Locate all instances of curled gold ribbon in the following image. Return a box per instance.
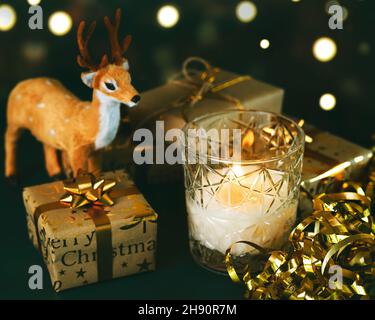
[33,171,140,284]
[226,167,375,299]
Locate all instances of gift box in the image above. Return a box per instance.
[102,57,284,184]
[23,170,157,292]
[299,121,373,216]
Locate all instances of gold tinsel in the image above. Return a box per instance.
[226,151,375,300]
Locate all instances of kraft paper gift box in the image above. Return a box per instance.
[299,122,373,216]
[23,170,157,292]
[102,57,284,184]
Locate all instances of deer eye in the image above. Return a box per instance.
[104,82,116,91]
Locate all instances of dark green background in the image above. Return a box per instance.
[0,0,374,299]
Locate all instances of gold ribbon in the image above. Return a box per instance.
[172,56,250,121]
[297,119,366,200]
[59,170,116,208]
[33,171,140,283]
[226,160,375,300]
[131,57,251,134]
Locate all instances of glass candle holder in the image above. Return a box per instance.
[182,110,305,274]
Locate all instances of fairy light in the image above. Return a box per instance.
[236,1,257,23]
[0,4,17,31]
[325,1,340,13]
[319,93,336,111]
[358,42,370,56]
[27,0,42,5]
[260,39,270,49]
[341,7,349,21]
[313,37,337,62]
[23,42,47,62]
[326,2,349,22]
[48,11,72,36]
[157,5,180,28]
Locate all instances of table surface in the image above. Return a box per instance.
[0,132,244,300]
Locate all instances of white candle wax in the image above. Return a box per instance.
[187,165,298,256]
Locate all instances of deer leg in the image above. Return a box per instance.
[62,150,73,178]
[43,145,62,177]
[5,124,22,178]
[68,146,92,176]
[88,151,103,175]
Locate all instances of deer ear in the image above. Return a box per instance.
[122,60,129,71]
[81,71,97,88]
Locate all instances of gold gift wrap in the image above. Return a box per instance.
[23,170,157,292]
[102,57,284,183]
[299,122,373,215]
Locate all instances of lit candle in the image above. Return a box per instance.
[186,165,298,256]
[183,110,304,273]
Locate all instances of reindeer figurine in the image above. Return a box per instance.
[5,9,140,183]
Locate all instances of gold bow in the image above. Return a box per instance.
[128,57,251,135]
[174,57,250,120]
[226,155,375,300]
[59,170,116,208]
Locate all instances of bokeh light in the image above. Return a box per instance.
[27,0,42,5]
[319,93,336,111]
[260,39,270,49]
[157,5,180,28]
[339,78,361,98]
[196,21,218,46]
[313,37,337,62]
[326,2,348,22]
[236,1,257,23]
[48,11,72,36]
[358,42,370,56]
[0,4,17,32]
[325,1,340,13]
[22,42,47,63]
[341,7,349,21]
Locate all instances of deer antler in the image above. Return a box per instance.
[77,20,109,71]
[77,9,131,70]
[104,8,132,65]
[77,21,97,70]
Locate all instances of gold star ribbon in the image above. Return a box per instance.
[59,169,117,209]
[226,155,375,300]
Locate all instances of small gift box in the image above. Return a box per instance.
[102,57,284,184]
[23,170,157,292]
[299,121,373,216]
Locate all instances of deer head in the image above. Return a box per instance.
[77,8,140,107]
